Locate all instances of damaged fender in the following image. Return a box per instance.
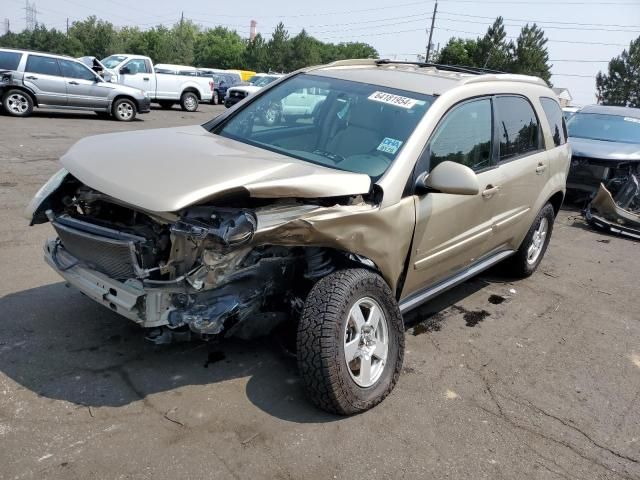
[252,197,417,294]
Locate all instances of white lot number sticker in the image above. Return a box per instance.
[377,137,403,154]
[624,117,640,124]
[368,91,418,109]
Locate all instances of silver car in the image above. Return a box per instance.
[0,48,151,121]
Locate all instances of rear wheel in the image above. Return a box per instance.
[297,269,404,415]
[112,98,136,121]
[211,91,219,105]
[180,92,199,112]
[3,89,34,117]
[503,203,555,277]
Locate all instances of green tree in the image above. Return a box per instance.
[476,17,511,70]
[68,16,118,58]
[171,19,199,65]
[243,33,268,71]
[596,36,640,107]
[194,27,245,68]
[511,24,551,83]
[437,38,480,66]
[288,29,323,70]
[268,22,290,72]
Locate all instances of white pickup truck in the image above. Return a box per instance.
[100,55,213,111]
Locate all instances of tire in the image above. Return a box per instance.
[297,269,404,415]
[2,89,34,117]
[503,203,555,277]
[211,91,219,105]
[158,101,174,109]
[180,92,199,112]
[112,98,136,122]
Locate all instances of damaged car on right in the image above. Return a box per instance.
[566,105,640,238]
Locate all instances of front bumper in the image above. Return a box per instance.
[137,96,151,113]
[44,238,172,328]
[224,96,244,108]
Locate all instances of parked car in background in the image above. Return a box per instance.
[0,48,150,121]
[224,74,282,109]
[27,59,570,414]
[226,69,256,81]
[566,105,640,199]
[562,106,580,121]
[198,70,243,105]
[100,54,213,111]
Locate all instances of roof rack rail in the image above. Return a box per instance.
[374,59,505,75]
[326,58,379,67]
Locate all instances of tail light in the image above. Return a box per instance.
[209,80,214,92]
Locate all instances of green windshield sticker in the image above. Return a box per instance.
[377,137,403,154]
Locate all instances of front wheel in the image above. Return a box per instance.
[297,269,404,415]
[503,203,555,277]
[180,92,199,112]
[112,98,136,122]
[3,89,34,117]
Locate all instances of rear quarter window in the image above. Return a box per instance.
[540,97,568,147]
[0,51,22,70]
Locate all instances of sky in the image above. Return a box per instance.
[3,0,640,105]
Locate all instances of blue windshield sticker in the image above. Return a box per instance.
[377,137,403,154]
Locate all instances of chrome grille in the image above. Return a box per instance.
[52,218,144,279]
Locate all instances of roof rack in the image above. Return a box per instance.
[375,59,505,75]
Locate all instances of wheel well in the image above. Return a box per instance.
[548,191,564,217]
[2,86,37,106]
[111,95,138,111]
[182,88,200,100]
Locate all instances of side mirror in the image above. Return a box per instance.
[119,67,130,75]
[417,161,480,195]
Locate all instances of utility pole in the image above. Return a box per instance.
[426,1,438,62]
[180,11,184,27]
[66,17,69,35]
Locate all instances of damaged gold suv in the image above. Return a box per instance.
[26,59,570,414]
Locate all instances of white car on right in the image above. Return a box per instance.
[224,74,282,108]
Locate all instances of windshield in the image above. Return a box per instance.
[214,74,434,178]
[568,112,640,144]
[252,75,279,87]
[101,55,128,69]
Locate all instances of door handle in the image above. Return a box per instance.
[535,163,547,174]
[143,77,150,81]
[482,185,500,198]
[68,81,79,85]
[26,75,38,80]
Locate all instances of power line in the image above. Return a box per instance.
[437,14,640,33]
[438,9,640,29]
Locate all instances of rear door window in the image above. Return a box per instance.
[59,59,97,81]
[25,55,61,76]
[0,51,22,70]
[429,98,494,172]
[494,96,540,161]
[540,97,567,147]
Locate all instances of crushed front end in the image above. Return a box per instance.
[27,170,414,344]
[586,174,640,240]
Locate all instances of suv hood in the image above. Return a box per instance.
[60,125,372,212]
[570,137,640,162]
